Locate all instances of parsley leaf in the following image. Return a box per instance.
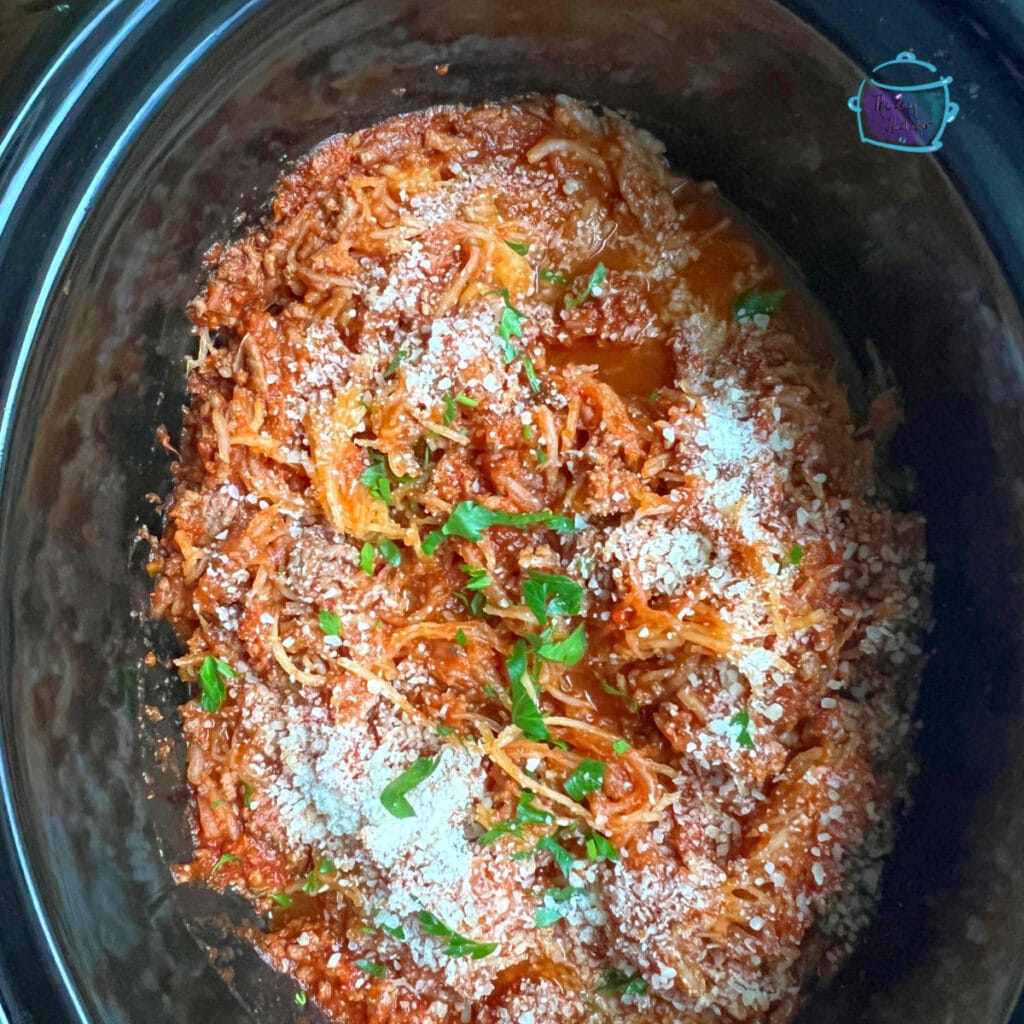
[508,641,552,742]
[504,239,530,256]
[359,453,393,505]
[211,852,238,876]
[442,394,459,425]
[612,739,630,755]
[356,959,386,979]
[540,268,568,285]
[536,446,548,466]
[384,348,409,377]
[537,835,575,877]
[563,759,606,802]
[378,539,402,567]
[318,609,341,636]
[269,892,293,907]
[565,262,606,310]
[360,541,375,575]
[534,886,585,928]
[454,629,468,649]
[734,288,788,322]
[436,723,456,736]
[522,570,584,626]
[455,393,478,407]
[598,968,648,997]
[380,922,405,939]
[242,782,255,808]
[417,911,498,959]
[479,790,554,845]
[729,709,756,749]
[295,991,307,1006]
[585,831,620,862]
[199,656,237,713]
[789,543,804,565]
[438,501,574,544]
[380,756,440,819]
[460,563,492,591]
[521,353,541,394]
[600,678,638,712]
[536,623,588,666]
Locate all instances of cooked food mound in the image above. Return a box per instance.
[151,96,931,1024]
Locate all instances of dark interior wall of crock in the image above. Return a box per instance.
[1,0,1023,1022]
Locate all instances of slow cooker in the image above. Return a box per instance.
[1,1,1023,1022]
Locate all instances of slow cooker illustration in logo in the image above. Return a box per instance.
[848,51,959,152]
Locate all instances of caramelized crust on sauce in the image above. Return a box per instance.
[151,96,930,1024]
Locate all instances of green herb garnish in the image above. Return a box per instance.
[598,968,648,997]
[536,446,548,466]
[600,678,638,712]
[537,835,575,876]
[612,739,630,755]
[199,656,237,714]
[789,543,804,565]
[380,922,406,939]
[563,759,606,802]
[508,641,552,742]
[585,830,619,862]
[380,755,440,819]
[356,959,386,979]
[242,782,254,808]
[378,539,402,567]
[505,240,530,256]
[534,886,585,928]
[729,709,756,750]
[269,892,293,907]
[460,564,492,591]
[734,288,788,323]
[417,911,498,959]
[359,453,393,505]
[437,501,574,545]
[454,629,468,649]
[536,623,588,666]
[210,852,238,876]
[522,570,584,626]
[360,541,375,575]
[384,348,409,377]
[319,609,341,636]
[540,268,568,285]
[295,990,307,1006]
[565,262,606,310]
[479,790,554,845]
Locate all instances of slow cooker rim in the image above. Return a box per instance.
[0,1,1022,1022]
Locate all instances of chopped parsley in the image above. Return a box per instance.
[241,782,255,808]
[565,262,606,310]
[522,570,584,626]
[355,959,386,979]
[435,723,456,736]
[734,288,788,323]
[479,790,554,845]
[460,563,492,591]
[442,394,459,425]
[585,830,619,862]
[521,423,533,441]
[598,968,648,997]
[380,922,405,939]
[521,353,541,394]
[359,453,393,505]
[539,267,567,285]
[534,886,585,928]
[210,852,238,876]
[504,239,530,256]
[536,623,588,666]
[383,347,409,377]
[537,834,575,876]
[456,589,487,618]
[600,678,638,712]
[295,991,307,1006]
[612,739,630,756]
[417,911,498,959]
[380,755,440,818]
[508,641,552,742]
[789,543,804,565]
[198,656,237,714]
[434,500,574,546]
[536,446,548,466]
[269,892,293,907]
[360,541,375,575]
[563,758,606,802]
[318,609,341,636]
[378,539,402,566]
[730,709,756,749]
[454,628,468,649]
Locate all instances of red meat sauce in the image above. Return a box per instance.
[149,95,930,1024]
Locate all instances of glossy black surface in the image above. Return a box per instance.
[1,1,1023,1022]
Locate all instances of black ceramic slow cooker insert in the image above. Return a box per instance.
[1,1,1023,1022]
